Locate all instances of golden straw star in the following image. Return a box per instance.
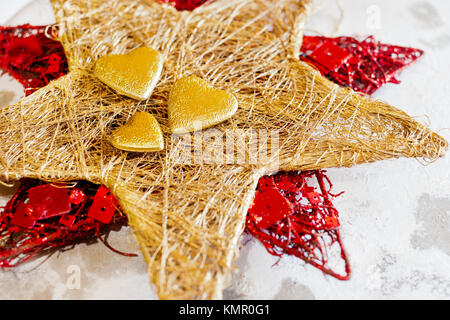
[0,0,446,299]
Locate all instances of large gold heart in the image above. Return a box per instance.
[168,75,238,134]
[110,111,164,152]
[94,47,163,100]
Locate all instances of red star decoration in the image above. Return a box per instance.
[0,24,68,96]
[246,171,350,280]
[300,35,424,94]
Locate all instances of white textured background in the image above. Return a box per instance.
[0,0,449,299]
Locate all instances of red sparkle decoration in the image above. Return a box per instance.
[88,185,119,224]
[27,184,71,220]
[249,186,294,230]
[0,180,134,268]
[0,24,68,96]
[300,35,424,95]
[246,171,351,280]
[159,0,210,11]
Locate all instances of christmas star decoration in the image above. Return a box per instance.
[0,0,446,299]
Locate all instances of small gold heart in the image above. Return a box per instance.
[94,47,163,100]
[168,75,238,134]
[110,112,164,152]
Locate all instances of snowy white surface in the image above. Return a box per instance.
[0,0,449,299]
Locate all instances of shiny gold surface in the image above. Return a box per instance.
[94,47,163,100]
[168,75,238,134]
[110,111,164,152]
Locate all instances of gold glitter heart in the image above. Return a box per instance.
[110,111,164,152]
[94,47,163,100]
[168,75,238,134]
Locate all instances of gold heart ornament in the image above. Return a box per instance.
[94,47,163,100]
[110,111,164,152]
[168,75,238,134]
